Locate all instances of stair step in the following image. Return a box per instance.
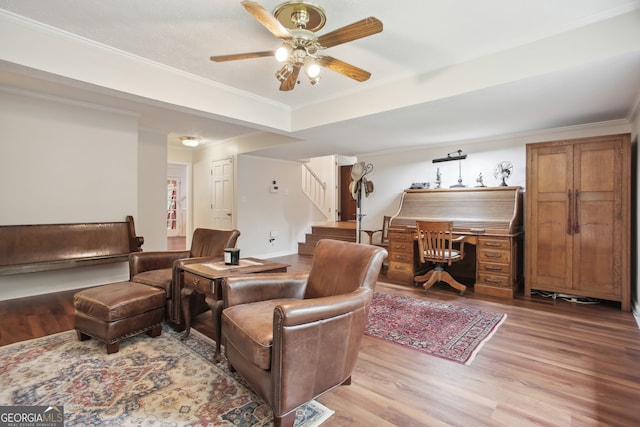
[305,233,355,244]
[310,225,355,239]
[298,222,358,255]
[298,242,316,256]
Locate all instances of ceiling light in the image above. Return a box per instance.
[275,64,293,82]
[275,46,289,62]
[306,62,320,79]
[180,136,200,147]
[292,47,307,65]
[307,74,320,85]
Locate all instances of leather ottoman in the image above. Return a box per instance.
[74,281,165,354]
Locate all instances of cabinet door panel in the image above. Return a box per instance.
[526,144,573,290]
[576,142,616,193]
[532,201,573,286]
[574,199,617,294]
[573,140,623,295]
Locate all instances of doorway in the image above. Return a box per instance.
[167,163,187,250]
[339,165,357,221]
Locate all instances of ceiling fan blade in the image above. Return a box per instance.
[317,56,371,82]
[241,1,292,40]
[210,51,275,62]
[317,17,382,48]
[280,65,301,91]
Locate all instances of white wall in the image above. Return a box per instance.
[236,155,326,258]
[190,141,238,232]
[188,135,325,259]
[1,87,636,305]
[0,90,139,223]
[0,89,140,300]
[357,140,525,236]
[358,121,632,237]
[138,128,169,251]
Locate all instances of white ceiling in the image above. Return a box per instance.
[1,0,639,161]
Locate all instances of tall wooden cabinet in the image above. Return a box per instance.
[525,134,631,311]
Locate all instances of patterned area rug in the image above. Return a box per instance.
[365,292,506,364]
[0,326,333,426]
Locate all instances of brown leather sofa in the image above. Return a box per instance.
[221,239,387,427]
[129,228,240,329]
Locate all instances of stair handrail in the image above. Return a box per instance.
[303,163,327,191]
[302,163,330,219]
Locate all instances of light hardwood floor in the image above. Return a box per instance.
[1,253,639,426]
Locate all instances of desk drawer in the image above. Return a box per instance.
[389,240,413,253]
[479,238,511,250]
[389,251,412,263]
[478,272,511,288]
[183,271,215,294]
[388,261,414,281]
[389,231,413,243]
[477,261,510,276]
[478,248,511,264]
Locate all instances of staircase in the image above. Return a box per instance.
[298,222,357,255]
[302,163,331,221]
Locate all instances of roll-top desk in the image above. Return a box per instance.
[387,186,524,298]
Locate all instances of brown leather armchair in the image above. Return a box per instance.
[129,228,240,328]
[221,239,387,427]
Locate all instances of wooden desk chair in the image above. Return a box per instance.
[361,216,390,270]
[414,220,467,295]
[362,215,390,247]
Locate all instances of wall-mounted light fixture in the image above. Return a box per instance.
[432,149,467,163]
[180,136,200,147]
[432,149,468,188]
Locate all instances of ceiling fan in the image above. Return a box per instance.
[210,1,383,91]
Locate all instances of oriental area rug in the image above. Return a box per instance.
[365,292,506,365]
[0,326,333,426]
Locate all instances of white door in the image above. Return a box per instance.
[211,158,234,229]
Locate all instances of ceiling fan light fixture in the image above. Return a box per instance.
[275,46,289,62]
[306,62,320,78]
[307,74,320,85]
[292,47,307,64]
[180,136,200,147]
[275,64,293,82]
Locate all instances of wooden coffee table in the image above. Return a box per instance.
[179,257,289,360]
